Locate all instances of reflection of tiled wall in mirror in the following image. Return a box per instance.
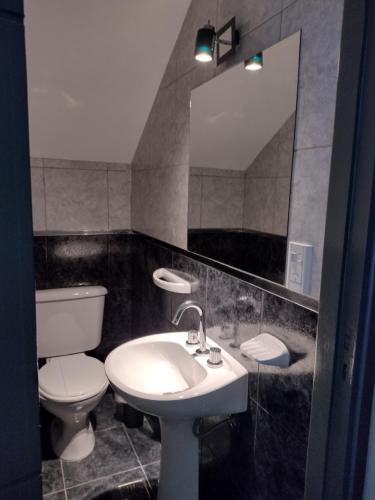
[243,112,295,236]
[188,112,295,236]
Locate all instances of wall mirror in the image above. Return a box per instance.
[188,32,300,286]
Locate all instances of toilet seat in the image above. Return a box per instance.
[39,353,108,403]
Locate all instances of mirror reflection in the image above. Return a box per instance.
[188,32,300,285]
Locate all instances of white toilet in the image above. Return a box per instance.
[36,286,109,461]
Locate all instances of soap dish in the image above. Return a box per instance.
[153,268,199,294]
[240,333,290,368]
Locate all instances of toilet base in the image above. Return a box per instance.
[51,416,95,462]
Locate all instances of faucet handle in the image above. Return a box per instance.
[207,347,223,367]
[186,330,199,345]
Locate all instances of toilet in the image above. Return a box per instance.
[36,286,109,461]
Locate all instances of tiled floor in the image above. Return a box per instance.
[41,393,160,499]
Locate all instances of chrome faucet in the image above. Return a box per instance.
[172,300,209,355]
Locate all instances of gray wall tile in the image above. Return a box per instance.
[30,167,46,231]
[201,176,244,228]
[31,158,131,232]
[218,0,283,36]
[188,175,202,228]
[243,177,275,233]
[132,165,189,248]
[131,0,344,300]
[108,170,131,230]
[45,168,108,231]
[190,167,245,178]
[30,157,43,168]
[273,177,290,235]
[283,0,344,149]
[288,147,331,297]
[246,132,279,179]
[43,158,108,170]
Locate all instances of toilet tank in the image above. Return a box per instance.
[35,286,108,358]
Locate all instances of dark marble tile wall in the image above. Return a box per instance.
[188,229,287,284]
[33,233,133,360]
[132,234,318,500]
[34,231,317,499]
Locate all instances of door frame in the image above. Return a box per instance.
[305,0,375,498]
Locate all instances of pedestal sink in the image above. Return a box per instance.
[105,332,248,500]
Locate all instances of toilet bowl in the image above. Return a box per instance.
[39,353,108,461]
[36,286,109,461]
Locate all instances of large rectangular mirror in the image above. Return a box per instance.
[188,32,300,286]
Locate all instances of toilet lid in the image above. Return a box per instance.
[39,353,108,402]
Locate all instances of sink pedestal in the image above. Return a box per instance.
[158,418,199,500]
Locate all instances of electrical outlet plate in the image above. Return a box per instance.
[286,241,313,294]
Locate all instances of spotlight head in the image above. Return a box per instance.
[244,52,263,71]
[195,22,216,63]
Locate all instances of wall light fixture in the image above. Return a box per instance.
[195,17,239,66]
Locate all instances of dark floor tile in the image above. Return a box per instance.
[43,491,66,500]
[46,235,109,288]
[42,458,64,495]
[120,478,157,500]
[143,462,160,484]
[126,422,161,466]
[66,468,145,500]
[91,391,118,431]
[62,428,139,488]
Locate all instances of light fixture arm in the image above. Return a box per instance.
[217,38,235,47]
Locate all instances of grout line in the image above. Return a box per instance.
[43,489,66,499]
[240,10,284,40]
[64,465,144,492]
[142,460,160,469]
[121,424,143,467]
[95,424,124,433]
[42,164,48,231]
[59,459,68,500]
[121,425,151,488]
[199,175,203,229]
[106,168,110,231]
[253,396,259,461]
[295,144,332,152]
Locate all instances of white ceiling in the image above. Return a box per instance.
[25,0,191,164]
[190,32,300,171]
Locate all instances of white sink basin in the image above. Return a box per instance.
[105,332,248,418]
[105,332,248,500]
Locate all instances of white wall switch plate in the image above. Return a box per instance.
[286,241,313,294]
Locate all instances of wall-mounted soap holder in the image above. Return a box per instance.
[240,333,290,368]
[153,268,199,294]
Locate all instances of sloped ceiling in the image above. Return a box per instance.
[190,32,300,170]
[25,0,191,163]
